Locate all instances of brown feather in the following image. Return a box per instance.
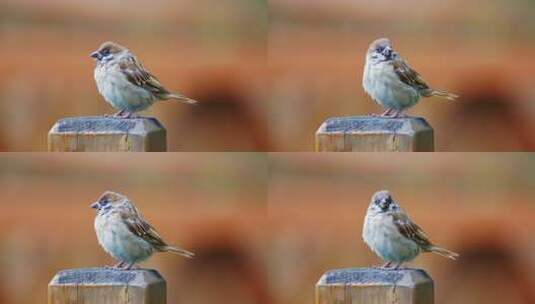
[391,212,432,248]
[119,56,171,98]
[392,212,459,259]
[119,56,198,104]
[391,59,458,100]
[429,246,460,260]
[121,206,170,251]
[391,59,430,91]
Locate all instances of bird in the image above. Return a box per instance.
[362,190,459,269]
[91,191,195,270]
[362,38,458,118]
[90,41,197,118]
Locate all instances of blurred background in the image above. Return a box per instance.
[0,154,270,304]
[2,0,535,151]
[0,0,268,151]
[268,154,535,304]
[268,0,535,151]
[1,153,534,304]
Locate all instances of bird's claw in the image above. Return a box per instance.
[124,263,140,270]
[110,110,139,119]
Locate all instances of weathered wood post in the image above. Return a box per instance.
[315,267,434,304]
[48,116,167,151]
[48,268,166,304]
[315,116,434,152]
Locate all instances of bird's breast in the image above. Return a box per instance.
[94,213,153,263]
[363,213,420,262]
[93,63,155,112]
[363,61,420,110]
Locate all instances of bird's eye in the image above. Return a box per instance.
[101,48,110,56]
[99,198,109,206]
[376,47,384,53]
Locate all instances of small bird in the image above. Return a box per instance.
[90,41,197,118]
[362,38,458,117]
[362,190,459,269]
[91,191,195,270]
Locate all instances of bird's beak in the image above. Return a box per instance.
[382,47,392,58]
[90,51,102,60]
[90,202,99,209]
[379,200,388,209]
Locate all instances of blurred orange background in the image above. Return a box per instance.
[2,0,535,151]
[268,153,535,304]
[1,153,534,304]
[0,154,269,304]
[268,0,535,151]
[0,0,268,151]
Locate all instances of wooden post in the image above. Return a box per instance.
[315,267,434,304]
[48,116,167,152]
[315,116,434,152]
[48,268,166,304]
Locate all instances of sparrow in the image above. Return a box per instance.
[362,38,458,117]
[91,191,195,270]
[90,41,197,118]
[362,190,459,269]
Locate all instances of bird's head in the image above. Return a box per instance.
[91,191,128,213]
[90,41,127,63]
[367,38,397,64]
[369,190,399,214]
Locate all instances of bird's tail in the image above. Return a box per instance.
[165,93,198,105]
[429,89,458,101]
[163,246,195,259]
[429,246,459,260]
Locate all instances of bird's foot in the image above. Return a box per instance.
[379,109,395,117]
[105,261,126,270]
[392,262,404,270]
[111,110,125,118]
[390,110,407,118]
[124,263,140,270]
[122,112,139,119]
[371,262,392,270]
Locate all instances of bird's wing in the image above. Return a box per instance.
[121,206,169,249]
[391,212,432,248]
[390,59,430,91]
[119,55,170,96]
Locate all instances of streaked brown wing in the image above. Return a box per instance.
[392,212,432,248]
[119,56,170,96]
[391,59,429,91]
[121,207,169,249]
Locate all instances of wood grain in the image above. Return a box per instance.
[315,268,434,304]
[315,116,434,152]
[48,116,167,152]
[48,268,166,304]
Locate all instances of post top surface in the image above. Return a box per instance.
[50,116,165,135]
[49,268,164,287]
[318,116,432,135]
[317,267,433,287]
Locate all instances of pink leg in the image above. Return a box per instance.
[104,261,126,269]
[124,263,140,270]
[391,110,407,118]
[393,262,403,270]
[380,109,394,117]
[122,111,138,119]
[112,110,125,118]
